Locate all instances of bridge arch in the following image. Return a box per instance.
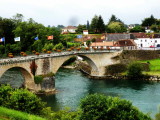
[51,54,99,76]
[77,55,99,75]
[0,66,35,90]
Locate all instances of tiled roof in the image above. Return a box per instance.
[83,30,88,32]
[91,39,136,47]
[63,26,77,29]
[115,39,136,46]
[91,41,114,47]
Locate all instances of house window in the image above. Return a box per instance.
[155,40,157,43]
[145,40,147,42]
[141,40,142,42]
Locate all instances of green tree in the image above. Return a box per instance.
[53,43,64,50]
[10,43,21,54]
[0,18,15,44]
[0,45,5,55]
[13,21,37,51]
[150,24,160,32]
[76,24,87,34]
[108,14,123,25]
[107,22,127,33]
[86,20,90,30]
[86,40,91,47]
[127,62,143,78]
[130,26,145,33]
[80,94,151,120]
[32,40,43,52]
[142,15,157,27]
[90,15,99,33]
[43,43,54,50]
[97,15,105,33]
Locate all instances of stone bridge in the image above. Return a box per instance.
[0,50,122,92]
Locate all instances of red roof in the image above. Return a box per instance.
[63,26,77,30]
[115,39,136,47]
[91,41,114,47]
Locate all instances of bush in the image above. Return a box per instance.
[0,85,46,115]
[0,84,13,106]
[127,62,143,78]
[8,89,46,115]
[80,94,151,120]
[141,63,150,71]
[105,63,127,75]
[34,75,43,84]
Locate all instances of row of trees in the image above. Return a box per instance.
[0,14,81,56]
[76,14,160,34]
[76,15,127,34]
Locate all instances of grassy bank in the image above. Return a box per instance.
[0,107,46,120]
[139,58,160,76]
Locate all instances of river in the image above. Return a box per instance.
[1,68,160,118]
[39,68,160,118]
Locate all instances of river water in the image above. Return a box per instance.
[39,68,160,118]
[1,68,160,118]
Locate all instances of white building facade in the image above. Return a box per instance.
[134,38,160,50]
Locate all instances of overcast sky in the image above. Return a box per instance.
[1,0,160,26]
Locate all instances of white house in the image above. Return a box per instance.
[133,33,160,50]
[62,26,77,34]
[83,30,88,35]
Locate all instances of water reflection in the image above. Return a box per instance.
[0,68,24,88]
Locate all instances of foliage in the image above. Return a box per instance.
[53,43,64,50]
[138,58,160,71]
[107,22,127,33]
[0,85,46,115]
[130,26,145,33]
[0,84,13,106]
[150,24,160,32]
[80,94,151,120]
[97,15,105,33]
[90,15,105,33]
[127,62,143,78]
[41,107,80,120]
[67,42,80,48]
[32,40,43,52]
[142,15,157,26]
[90,15,99,33]
[0,45,5,56]
[43,43,54,50]
[76,24,87,33]
[108,14,123,25]
[41,72,55,78]
[0,106,46,120]
[105,63,127,75]
[34,76,43,84]
[9,89,45,115]
[86,40,91,47]
[86,20,90,30]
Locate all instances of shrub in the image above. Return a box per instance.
[80,94,151,120]
[8,89,46,115]
[34,75,43,84]
[141,63,150,71]
[0,84,13,106]
[127,62,143,78]
[105,63,127,75]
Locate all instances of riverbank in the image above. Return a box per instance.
[77,60,160,81]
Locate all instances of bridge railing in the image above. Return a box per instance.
[0,49,121,65]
